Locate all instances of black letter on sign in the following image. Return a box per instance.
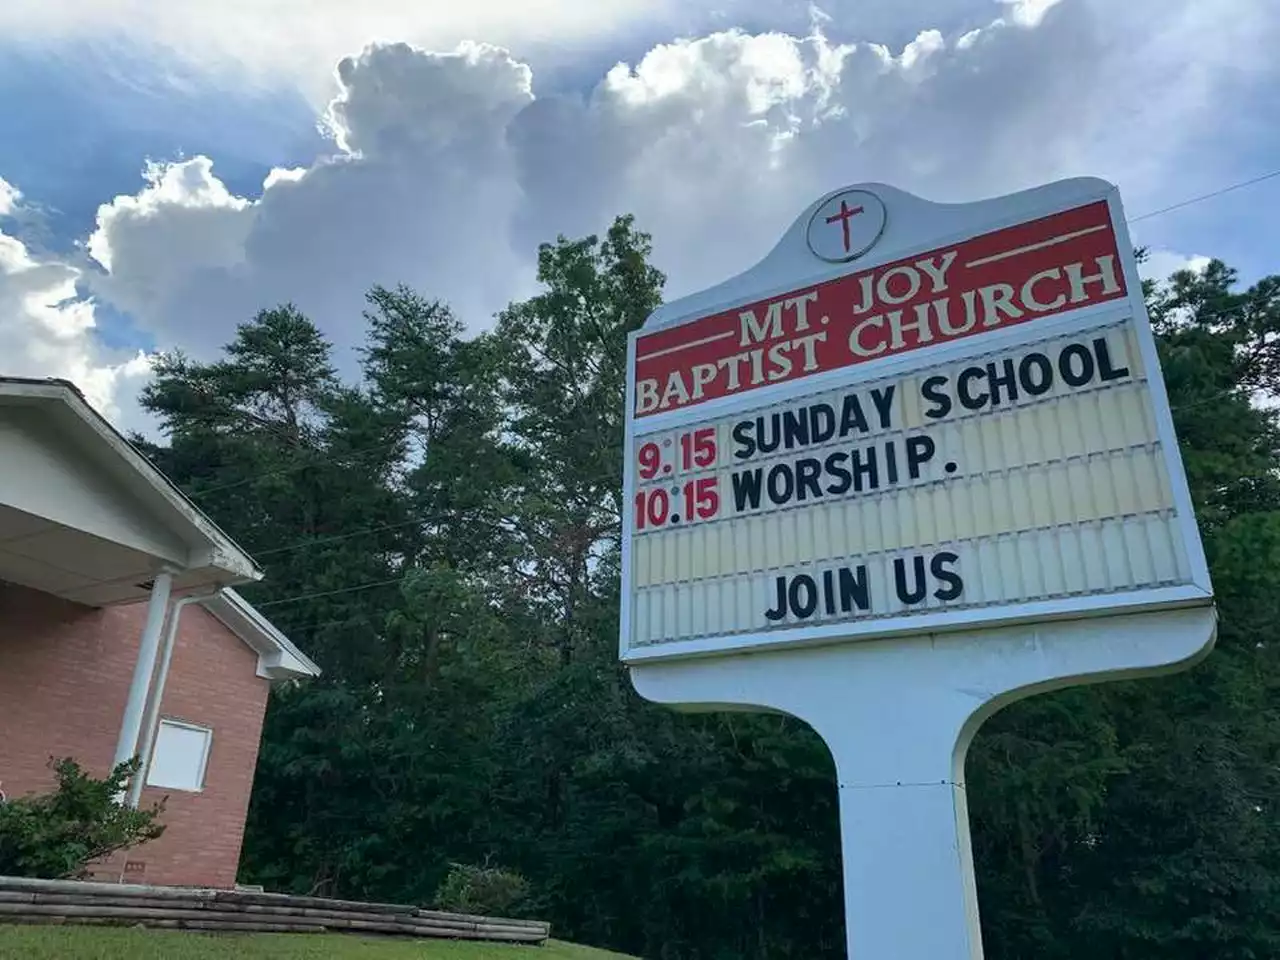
[732,469,764,511]
[767,464,796,505]
[921,375,952,420]
[1094,336,1131,382]
[931,552,963,601]
[789,576,819,619]
[905,435,936,479]
[782,408,811,451]
[824,452,853,496]
[870,385,897,429]
[810,403,837,444]
[795,458,824,501]
[986,358,1019,407]
[1058,342,1095,387]
[732,420,756,460]
[957,366,989,411]
[1018,352,1054,396]
[840,566,871,613]
[894,555,928,605]
[765,576,788,621]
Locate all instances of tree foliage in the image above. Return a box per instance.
[435,862,531,918]
[134,223,1280,958]
[0,759,166,879]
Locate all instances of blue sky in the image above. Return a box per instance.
[0,42,324,355]
[0,0,1277,424]
[0,44,323,247]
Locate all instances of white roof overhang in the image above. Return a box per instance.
[0,377,262,606]
[201,589,321,681]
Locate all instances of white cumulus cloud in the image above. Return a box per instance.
[0,180,151,421]
[0,177,20,217]
[999,0,1066,28]
[88,157,253,321]
[85,40,538,362]
[1141,249,1213,285]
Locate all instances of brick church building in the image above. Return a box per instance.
[0,377,318,888]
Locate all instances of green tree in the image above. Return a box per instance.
[493,214,663,665]
[137,305,409,897]
[0,759,165,879]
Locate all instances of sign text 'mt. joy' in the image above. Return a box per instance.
[633,200,1128,416]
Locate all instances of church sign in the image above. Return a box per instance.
[619,178,1215,960]
[621,181,1210,663]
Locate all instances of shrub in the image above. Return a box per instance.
[434,861,530,917]
[0,757,166,879]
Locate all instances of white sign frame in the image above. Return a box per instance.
[620,177,1212,664]
[620,177,1217,960]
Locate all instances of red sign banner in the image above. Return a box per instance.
[634,201,1125,417]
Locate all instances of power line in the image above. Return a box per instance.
[252,517,426,558]
[253,576,409,609]
[1128,169,1280,224]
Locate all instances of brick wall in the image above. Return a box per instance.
[0,583,270,888]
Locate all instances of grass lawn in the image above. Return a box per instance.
[0,926,638,960]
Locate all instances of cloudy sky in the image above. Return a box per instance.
[0,0,1277,427]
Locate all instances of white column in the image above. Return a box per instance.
[832,743,983,958]
[112,572,173,773]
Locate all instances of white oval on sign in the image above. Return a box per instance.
[805,190,887,263]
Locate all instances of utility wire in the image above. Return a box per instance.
[1128,169,1280,223]
[253,576,410,609]
[252,517,427,558]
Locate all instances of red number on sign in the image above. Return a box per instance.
[647,489,670,527]
[679,428,717,470]
[682,477,721,521]
[633,489,671,530]
[637,442,662,480]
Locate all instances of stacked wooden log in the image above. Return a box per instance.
[0,876,550,943]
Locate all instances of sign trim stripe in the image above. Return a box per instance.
[963,223,1111,269]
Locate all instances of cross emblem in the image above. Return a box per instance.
[805,189,885,263]
[825,199,865,253]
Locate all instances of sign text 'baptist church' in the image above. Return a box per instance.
[634,201,1125,416]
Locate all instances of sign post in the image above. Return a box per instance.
[620,178,1216,959]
